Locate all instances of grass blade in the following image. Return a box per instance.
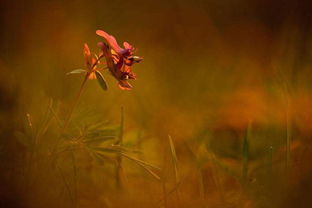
[242,122,251,184]
[121,153,161,170]
[121,153,161,180]
[168,135,179,183]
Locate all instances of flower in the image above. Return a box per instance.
[69,30,142,91]
[96,30,143,90]
[83,43,97,79]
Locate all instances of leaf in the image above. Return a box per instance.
[168,135,179,183]
[93,53,99,60]
[83,136,116,144]
[121,153,161,180]
[85,130,117,139]
[85,128,118,138]
[242,122,251,182]
[138,163,161,181]
[90,147,121,154]
[89,151,116,165]
[95,70,108,91]
[111,145,141,154]
[168,135,178,164]
[115,107,124,145]
[84,121,110,131]
[121,153,161,170]
[66,69,86,75]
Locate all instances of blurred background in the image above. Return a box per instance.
[0,0,312,207]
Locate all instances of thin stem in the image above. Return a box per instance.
[50,54,105,161]
[286,98,292,172]
[71,150,78,208]
[162,177,168,208]
[242,122,251,184]
[115,107,124,189]
[63,54,104,130]
[63,75,89,130]
[56,164,75,205]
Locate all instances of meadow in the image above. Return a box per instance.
[0,0,312,207]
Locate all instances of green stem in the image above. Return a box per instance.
[115,107,124,189]
[242,122,251,185]
[63,75,89,130]
[50,55,105,162]
[63,54,104,130]
[162,177,168,208]
[286,100,292,172]
[71,150,78,208]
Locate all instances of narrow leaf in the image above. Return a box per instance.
[121,153,161,180]
[95,70,108,91]
[85,129,118,138]
[115,107,124,145]
[83,136,116,144]
[168,135,179,183]
[89,147,120,153]
[139,163,161,181]
[66,69,86,75]
[89,151,116,165]
[121,153,161,170]
[93,53,99,60]
[242,122,251,182]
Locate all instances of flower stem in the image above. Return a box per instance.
[63,54,104,130]
[51,54,105,157]
[63,74,89,130]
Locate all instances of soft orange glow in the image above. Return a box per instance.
[1,0,312,207]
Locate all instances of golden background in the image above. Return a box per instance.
[0,0,312,207]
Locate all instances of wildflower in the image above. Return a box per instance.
[67,30,142,91]
[67,43,108,90]
[96,30,143,90]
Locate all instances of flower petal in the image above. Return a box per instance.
[96,30,124,54]
[123,42,133,50]
[83,43,92,67]
[97,42,116,71]
[88,71,97,80]
[122,64,132,73]
[118,80,132,90]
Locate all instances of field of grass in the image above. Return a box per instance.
[1,0,312,207]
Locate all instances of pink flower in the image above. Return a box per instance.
[96,30,143,90]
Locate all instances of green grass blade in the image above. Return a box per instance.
[242,122,251,183]
[168,135,179,183]
[121,153,161,170]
